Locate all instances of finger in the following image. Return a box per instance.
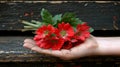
[23,39,37,49]
[24,39,35,44]
[60,49,73,58]
[23,42,36,49]
[24,39,74,59]
[24,39,64,57]
[31,46,63,57]
[61,49,71,55]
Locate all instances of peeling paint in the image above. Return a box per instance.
[84,3,88,7]
[113,16,119,30]
[2,25,5,27]
[102,28,107,31]
[113,21,119,30]
[114,2,118,5]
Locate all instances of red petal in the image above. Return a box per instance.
[79,36,85,41]
[35,25,55,35]
[62,41,73,49]
[39,40,52,49]
[51,38,64,50]
[58,22,65,29]
[58,22,74,40]
[72,40,84,47]
[77,23,90,31]
[34,35,43,41]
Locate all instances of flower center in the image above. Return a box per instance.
[76,32,81,36]
[51,40,58,44]
[44,30,49,35]
[60,30,67,37]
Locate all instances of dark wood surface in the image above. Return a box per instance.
[1,36,120,62]
[0,1,120,67]
[0,1,120,31]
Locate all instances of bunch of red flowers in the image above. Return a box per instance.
[34,22,90,50]
[22,8,93,50]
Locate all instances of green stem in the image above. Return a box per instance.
[24,26,34,29]
[31,20,41,24]
[22,20,39,28]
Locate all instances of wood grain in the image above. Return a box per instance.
[0,2,120,66]
[0,2,120,31]
[0,36,120,62]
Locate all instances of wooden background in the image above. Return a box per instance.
[0,1,120,67]
[0,1,120,30]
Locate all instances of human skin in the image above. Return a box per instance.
[23,35,120,60]
[95,37,120,56]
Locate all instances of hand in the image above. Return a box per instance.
[23,35,98,60]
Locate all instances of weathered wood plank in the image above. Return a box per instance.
[0,2,120,31]
[0,36,120,62]
[0,1,120,66]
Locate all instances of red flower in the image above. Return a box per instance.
[35,24,55,39]
[34,24,65,50]
[72,40,84,47]
[33,22,91,50]
[75,23,90,41]
[34,34,42,41]
[62,41,73,49]
[36,36,64,50]
[77,22,90,31]
[57,22,74,40]
[51,37,64,50]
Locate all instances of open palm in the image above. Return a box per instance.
[23,35,98,60]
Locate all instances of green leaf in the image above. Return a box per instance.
[61,12,84,28]
[62,12,76,23]
[52,14,62,26]
[89,27,94,33]
[75,18,83,24]
[69,18,82,27]
[41,8,53,24]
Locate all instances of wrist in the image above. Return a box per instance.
[94,37,120,56]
